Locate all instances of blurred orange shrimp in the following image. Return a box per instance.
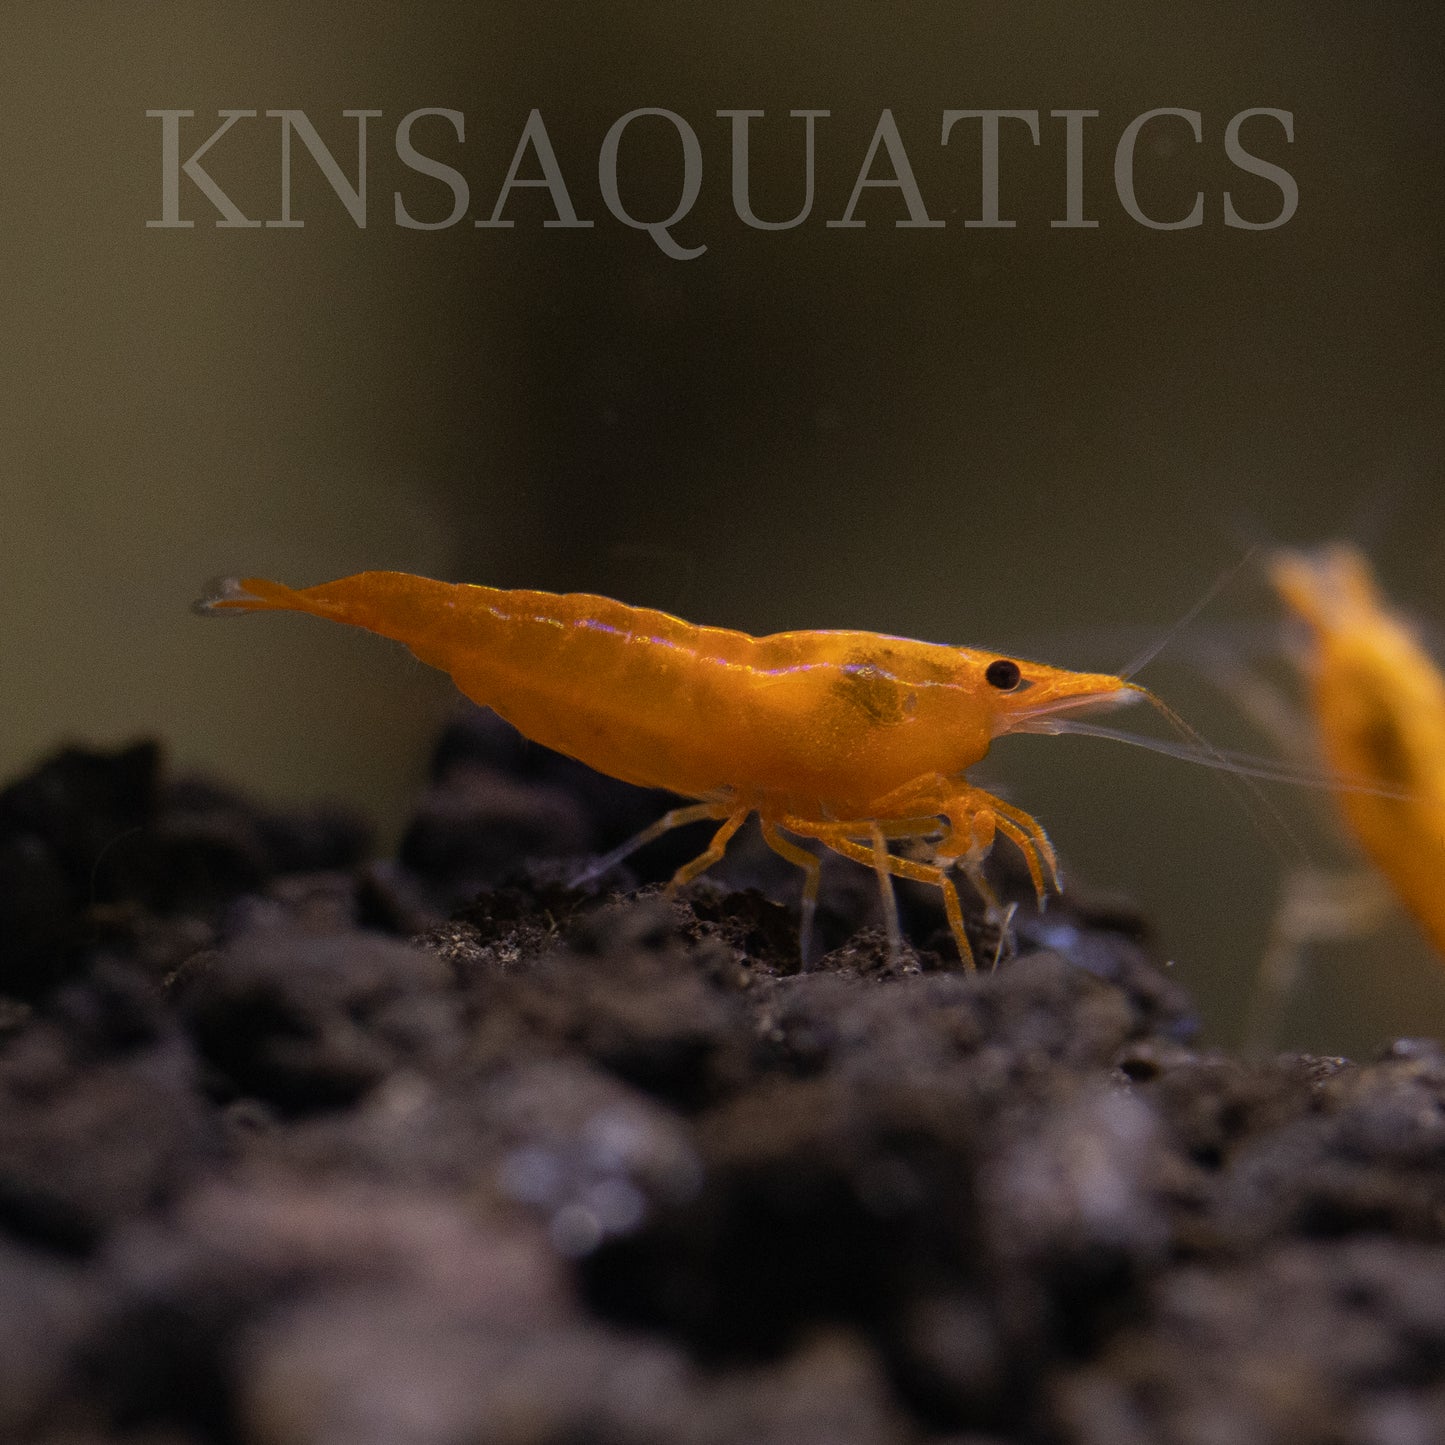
[1269,544,1445,959]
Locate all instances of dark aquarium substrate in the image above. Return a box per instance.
[4,708,1445,1445]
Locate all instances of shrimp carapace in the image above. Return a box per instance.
[200,570,1151,967]
[1269,544,1445,960]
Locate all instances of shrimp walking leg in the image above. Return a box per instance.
[1242,865,1393,1056]
[868,824,906,965]
[571,801,729,887]
[930,787,1060,906]
[831,832,973,971]
[935,810,1021,966]
[990,815,1051,906]
[760,822,823,968]
[667,811,749,891]
[956,845,1002,915]
[784,817,976,970]
[950,828,1018,965]
[987,797,1060,897]
[868,772,1060,907]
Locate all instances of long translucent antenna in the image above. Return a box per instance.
[1022,716,1414,800]
[1144,685,1312,860]
[1120,548,1258,681]
[1026,697,1308,863]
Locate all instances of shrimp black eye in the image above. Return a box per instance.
[985,659,1022,691]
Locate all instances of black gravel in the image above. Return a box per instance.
[2,707,1444,1444]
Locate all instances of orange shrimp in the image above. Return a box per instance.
[199,570,1165,968]
[1269,545,1445,960]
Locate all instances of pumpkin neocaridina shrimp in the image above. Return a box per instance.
[197,570,1230,967]
[1269,545,1445,961]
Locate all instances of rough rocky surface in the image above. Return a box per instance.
[2,706,1444,1444]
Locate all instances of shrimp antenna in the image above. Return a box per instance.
[1105,549,1310,857]
[1137,685,1310,861]
[1020,680,1312,862]
[1026,714,1415,801]
[1120,548,1259,682]
[1064,682,1418,870]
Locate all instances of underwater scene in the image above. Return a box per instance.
[2,4,1444,1442]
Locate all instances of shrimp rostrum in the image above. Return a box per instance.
[200,571,1163,968]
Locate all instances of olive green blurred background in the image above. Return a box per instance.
[2,1,1442,1052]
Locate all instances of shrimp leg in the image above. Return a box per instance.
[930,787,1060,908]
[985,796,1061,899]
[667,810,749,891]
[760,822,823,968]
[782,816,976,971]
[868,824,906,965]
[571,801,730,887]
[825,831,974,971]
[865,772,1060,906]
[922,810,1020,966]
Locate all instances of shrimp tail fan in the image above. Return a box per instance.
[192,576,312,618]
[191,570,470,657]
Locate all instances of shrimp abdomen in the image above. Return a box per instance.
[202,572,755,795]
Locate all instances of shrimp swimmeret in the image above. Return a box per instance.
[199,570,1352,968]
